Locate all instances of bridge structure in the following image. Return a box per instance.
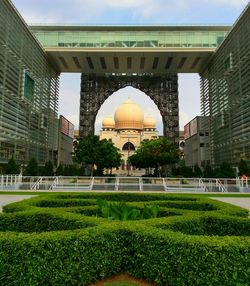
[30,25,229,141]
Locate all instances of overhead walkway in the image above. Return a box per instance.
[29,25,230,73]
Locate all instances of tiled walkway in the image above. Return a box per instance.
[211,197,250,212]
[0,195,36,212]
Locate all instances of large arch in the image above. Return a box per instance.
[79,73,179,143]
[94,86,163,134]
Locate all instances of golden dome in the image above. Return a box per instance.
[114,98,144,130]
[102,116,115,129]
[144,117,156,129]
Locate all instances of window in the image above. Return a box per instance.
[23,72,34,102]
[224,53,233,72]
[41,114,48,129]
[122,142,135,151]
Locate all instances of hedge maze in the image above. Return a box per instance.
[0,193,249,286]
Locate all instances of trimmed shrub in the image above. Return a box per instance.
[0,211,95,233]
[126,225,249,286]
[56,193,198,202]
[34,199,96,208]
[157,215,250,236]
[157,201,218,211]
[0,192,249,286]
[0,224,248,286]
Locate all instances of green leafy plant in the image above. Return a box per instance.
[142,204,160,219]
[96,199,159,221]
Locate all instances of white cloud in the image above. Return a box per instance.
[105,0,153,8]
[20,11,58,24]
[13,0,249,25]
[206,0,248,7]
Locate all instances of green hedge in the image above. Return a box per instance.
[0,211,96,233]
[0,192,249,285]
[0,226,127,286]
[127,224,249,286]
[155,214,250,236]
[3,194,248,217]
[157,201,218,211]
[0,223,249,286]
[56,193,198,202]
[34,198,96,208]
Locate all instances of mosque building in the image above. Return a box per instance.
[99,98,159,171]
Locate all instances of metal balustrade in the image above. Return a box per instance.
[0,175,249,192]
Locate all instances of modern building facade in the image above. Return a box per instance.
[0,0,249,168]
[184,116,210,168]
[0,0,59,165]
[200,4,250,166]
[57,116,74,166]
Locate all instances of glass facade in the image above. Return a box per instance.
[0,0,59,165]
[201,3,250,166]
[0,0,249,168]
[30,26,229,49]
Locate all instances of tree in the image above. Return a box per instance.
[63,164,78,176]
[174,160,193,178]
[193,164,203,177]
[216,162,235,178]
[42,161,54,176]
[203,164,215,178]
[95,139,121,175]
[238,159,249,176]
[74,136,121,176]
[55,164,64,176]
[4,157,20,174]
[24,157,38,176]
[129,138,180,176]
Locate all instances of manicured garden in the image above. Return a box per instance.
[0,192,249,285]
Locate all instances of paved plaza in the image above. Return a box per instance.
[0,195,36,212]
[211,197,250,212]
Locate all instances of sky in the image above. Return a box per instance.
[12,0,249,134]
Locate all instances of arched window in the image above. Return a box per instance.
[180,141,185,148]
[122,142,135,151]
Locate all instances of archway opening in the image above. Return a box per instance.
[95,86,163,135]
[57,74,201,137]
[122,142,135,151]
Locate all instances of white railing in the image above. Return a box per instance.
[49,177,59,190]
[0,175,249,193]
[199,179,209,192]
[139,177,143,191]
[115,177,119,191]
[163,178,168,191]
[0,174,22,189]
[31,177,43,190]
[236,177,249,192]
[216,179,227,192]
[90,177,95,190]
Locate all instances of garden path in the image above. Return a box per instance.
[0,195,37,212]
[211,197,250,212]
